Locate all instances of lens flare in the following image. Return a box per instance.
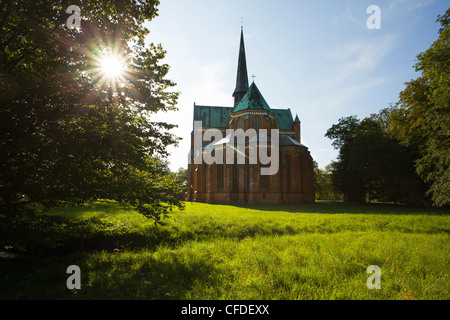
[100,54,124,79]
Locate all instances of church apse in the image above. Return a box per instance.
[187,28,315,204]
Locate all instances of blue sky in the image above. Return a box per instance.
[145,0,448,171]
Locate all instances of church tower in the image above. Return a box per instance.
[232,27,249,107]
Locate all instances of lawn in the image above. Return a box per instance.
[0,200,449,299]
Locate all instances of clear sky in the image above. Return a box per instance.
[145,0,449,171]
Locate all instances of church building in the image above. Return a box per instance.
[187,28,315,204]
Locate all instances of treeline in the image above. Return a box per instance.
[314,163,343,201]
[319,8,449,207]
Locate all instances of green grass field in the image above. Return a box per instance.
[0,200,449,299]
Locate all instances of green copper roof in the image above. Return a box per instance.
[233,82,271,113]
[233,28,249,98]
[272,108,294,130]
[193,104,232,128]
[294,114,300,122]
[192,103,295,131]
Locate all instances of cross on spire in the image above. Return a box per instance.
[241,17,244,29]
[251,74,256,82]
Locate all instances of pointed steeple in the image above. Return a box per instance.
[233,27,249,107]
[293,113,301,143]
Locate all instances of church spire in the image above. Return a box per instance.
[233,27,249,107]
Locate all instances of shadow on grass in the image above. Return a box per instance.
[0,249,220,299]
[1,200,448,259]
[0,208,217,299]
[1,200,449,299]
[0,211,196,258]
[216,201,450,215]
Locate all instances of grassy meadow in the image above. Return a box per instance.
[0,200,449,299]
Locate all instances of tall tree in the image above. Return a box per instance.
[326,116,424,204]
[327,8,449,207]
[325,116,364,202]
[413,9,450,207]
[382,8,450,207]
[0,0,183,220]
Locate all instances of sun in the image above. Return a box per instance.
[100,54,125,79]
[89,46,133,94]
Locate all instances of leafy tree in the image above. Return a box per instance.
[326,8,449,207]
[413,9,450,207]
[326,116,424,204]
[173,167,188,192]
[324,115,360,150]
[0,0,184,220]
[381,8,449,207]
[314,162,342,201]
[325,116,364,202]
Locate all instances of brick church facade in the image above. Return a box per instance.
[187,28,315,204]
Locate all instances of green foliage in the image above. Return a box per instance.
[325,116,423,204]
[413,9,450,207]
[325,115,360,149]
[314,162,342,200]
[325,8,450,207]
[172,167,188,192]
[0,0,183,220]
[381,8,450,207]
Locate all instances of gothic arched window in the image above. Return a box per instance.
[253,117,260,131]
[237,118,243,130]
